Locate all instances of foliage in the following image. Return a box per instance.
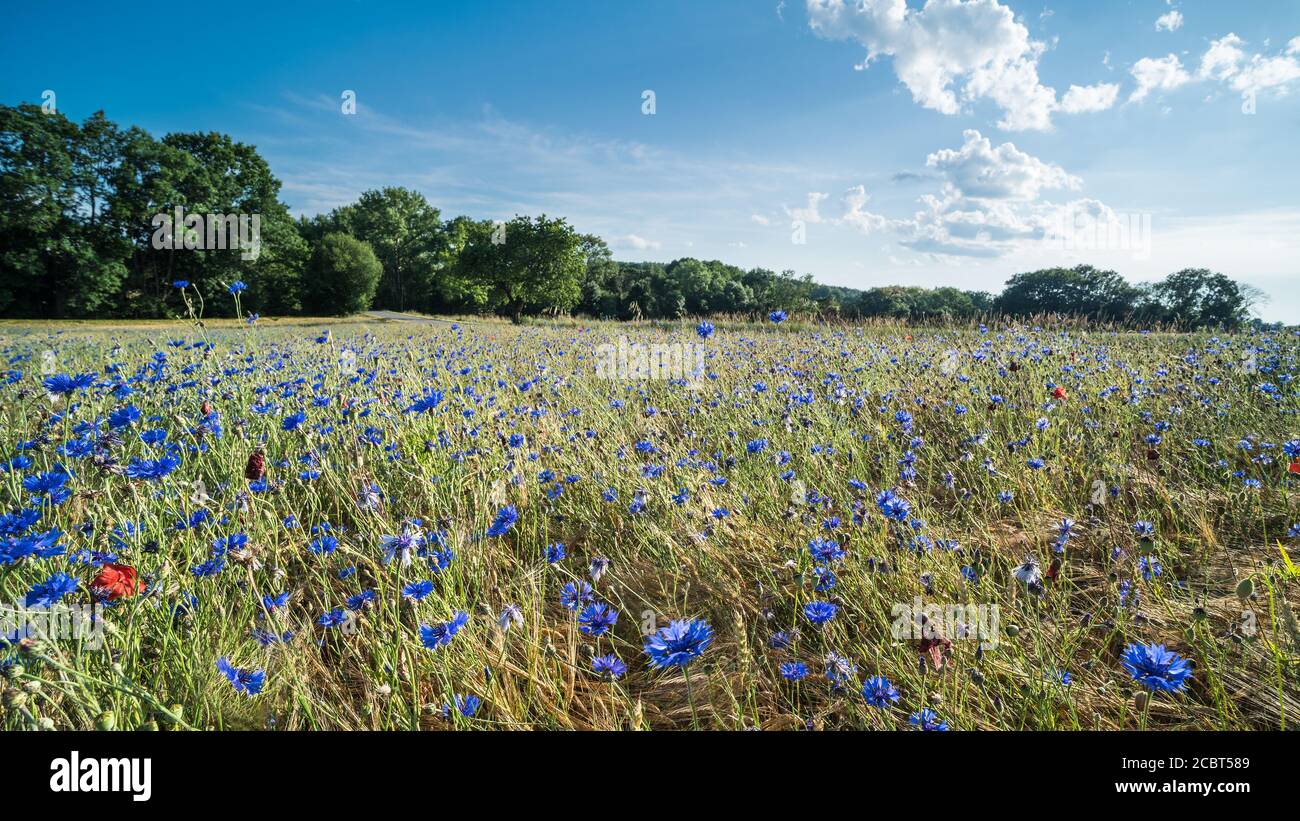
[303,233,383,316]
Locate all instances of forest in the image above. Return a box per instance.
[0,104,1266,328]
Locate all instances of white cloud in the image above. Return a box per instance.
[805,0,1116,131]
[839,185,896,234]
[1129,54,1191,101]
[786,191,829,223]
[833,129,1096,258]
[1199,33,1300,95]
[616,234,661,251]
[1129,33,1300,103]
[1155,10,1183,32]
[924,129,1079,200]
[1059,82,1120,112]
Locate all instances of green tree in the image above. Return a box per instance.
[995,265,1138,320]
[302,232,382,315]
[449,214,584,321]
[332,187,446,312]
[1138,268,1260,329]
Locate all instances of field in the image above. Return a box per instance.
[1,314,1297,731]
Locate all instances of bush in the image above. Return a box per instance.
[303,232,382,315]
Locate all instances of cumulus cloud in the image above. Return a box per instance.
[805,0,1117,131]
[833,129,1098,258]
[1199,33,1300,96]
[1129,54,1191,101]
[1131,33,1300,103]
[1059,82,1121,113]
[924,129,1079,200]
[1155,10,1183,32]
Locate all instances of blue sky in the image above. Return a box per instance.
[3,1,1298,320]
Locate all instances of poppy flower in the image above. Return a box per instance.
[91,562,143,601]
[1051,386,1068,400]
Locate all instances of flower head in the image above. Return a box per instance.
[217,656,265,696]
[643,619,713,668]
[1122,642,1193,693]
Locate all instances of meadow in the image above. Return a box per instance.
[0,312,1297,730]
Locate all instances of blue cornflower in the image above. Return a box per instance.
[808,536,845,563]
[803,600,837,625]
[877,491,911,521]
[124,454,181,481]
[696,320,715,339]
[25,572,79,607]
[1122,643,1193,693]
[577,602,619,636]
[909,708,949,731]
[217,657,265,696]
[318,609,349,627]
[643,619,713,668]
[227,280,247,294]
[1132,520,1156,538]
[43,373,97,396]
[261,591,290,612]
[780,661,809,681]
[560,581,595,610]
[190,556,225,577]
[402,580,435,601]
[768,310,788,323]
[862,675,900,708]
[486,504,518,537]
[443,693,481,718]
[23,470,70,499]
[593,654,627,680]
[346,590,376,611]
[419,611,470,650]
[281,412,307,432]
[172,280,189,288]
[406,390,445,414]
[544,542,566,563]
[309,535,338,555]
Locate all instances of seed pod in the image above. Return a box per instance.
[1236,577,1254,602]
[95,711,117,731]
[2,688,27,710]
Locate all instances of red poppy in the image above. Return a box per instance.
[91,563,143,601]
[1051,386,1068,400]
[1289,461,1300,475]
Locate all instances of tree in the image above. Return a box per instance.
[332,187,447,312]
[449,214,584,321]
[995,265,1138,320]
[302,233,382,315]
[1139,268,1259,329]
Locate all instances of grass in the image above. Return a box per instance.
[0,316,1296,730]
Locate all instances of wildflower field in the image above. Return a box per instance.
[1,314,1298,731]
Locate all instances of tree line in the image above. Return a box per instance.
[0,105,1268,328]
